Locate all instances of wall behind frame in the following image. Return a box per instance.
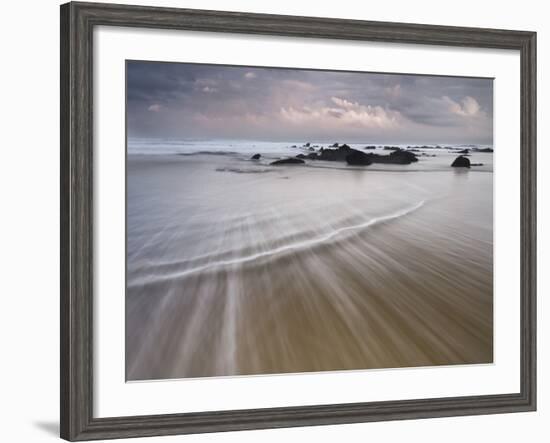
[0,0,546,442]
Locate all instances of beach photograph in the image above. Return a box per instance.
[125,61,493,381]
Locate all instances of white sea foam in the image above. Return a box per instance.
[128,200,426,287]
[128,138,493,157]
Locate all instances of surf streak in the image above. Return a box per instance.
[129,200,426,288]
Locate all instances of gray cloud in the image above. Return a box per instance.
[127,61,493,145]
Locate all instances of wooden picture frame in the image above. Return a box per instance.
[60,2,536,440]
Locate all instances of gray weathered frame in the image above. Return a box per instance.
[60,2,537,440]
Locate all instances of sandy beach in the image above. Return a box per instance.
[126,145,493,380]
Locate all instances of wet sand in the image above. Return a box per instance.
[126,153,493,380]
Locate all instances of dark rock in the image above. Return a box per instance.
[270,158,305,165]
[331,143,339,148]
[304,142,311,147]
[314,146,418,165]
[457,149,470,154]
[317,149,344,161]
[250,153,261,160]
[389,149,418,163]
[346,150,373,165]
[471,163,484,166]
[367,149,418,165]
[291,145,297,148]
[474,148,494,153]
[364,145,376,149]
[308,147,315,151]
[383,146,400,150]
[305,145,420,165]
[451,156,471,168]
[317,145,353,161]
[296,152,318,160]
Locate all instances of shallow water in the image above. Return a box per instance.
[126,148,493,380]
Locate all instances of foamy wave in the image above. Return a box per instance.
[215,167,274,174]
[177,151,239,156]
[128,200,425,288]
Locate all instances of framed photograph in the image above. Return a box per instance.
[60,1,536,440]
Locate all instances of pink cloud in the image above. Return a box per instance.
[279,97,401,129]
[442,96,482,117]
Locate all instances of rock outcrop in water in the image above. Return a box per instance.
[270,158,305,165]
[250,153,261,160]
[369,149,418,164]
[457,149,470,154]
[317,144,353,161]
[346,150,373,165]
[474,147,494,153]
[451,156,471,168]
[296,153,318,160]
[298,145,419,165]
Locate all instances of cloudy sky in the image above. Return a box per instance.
[127,61,493,145]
